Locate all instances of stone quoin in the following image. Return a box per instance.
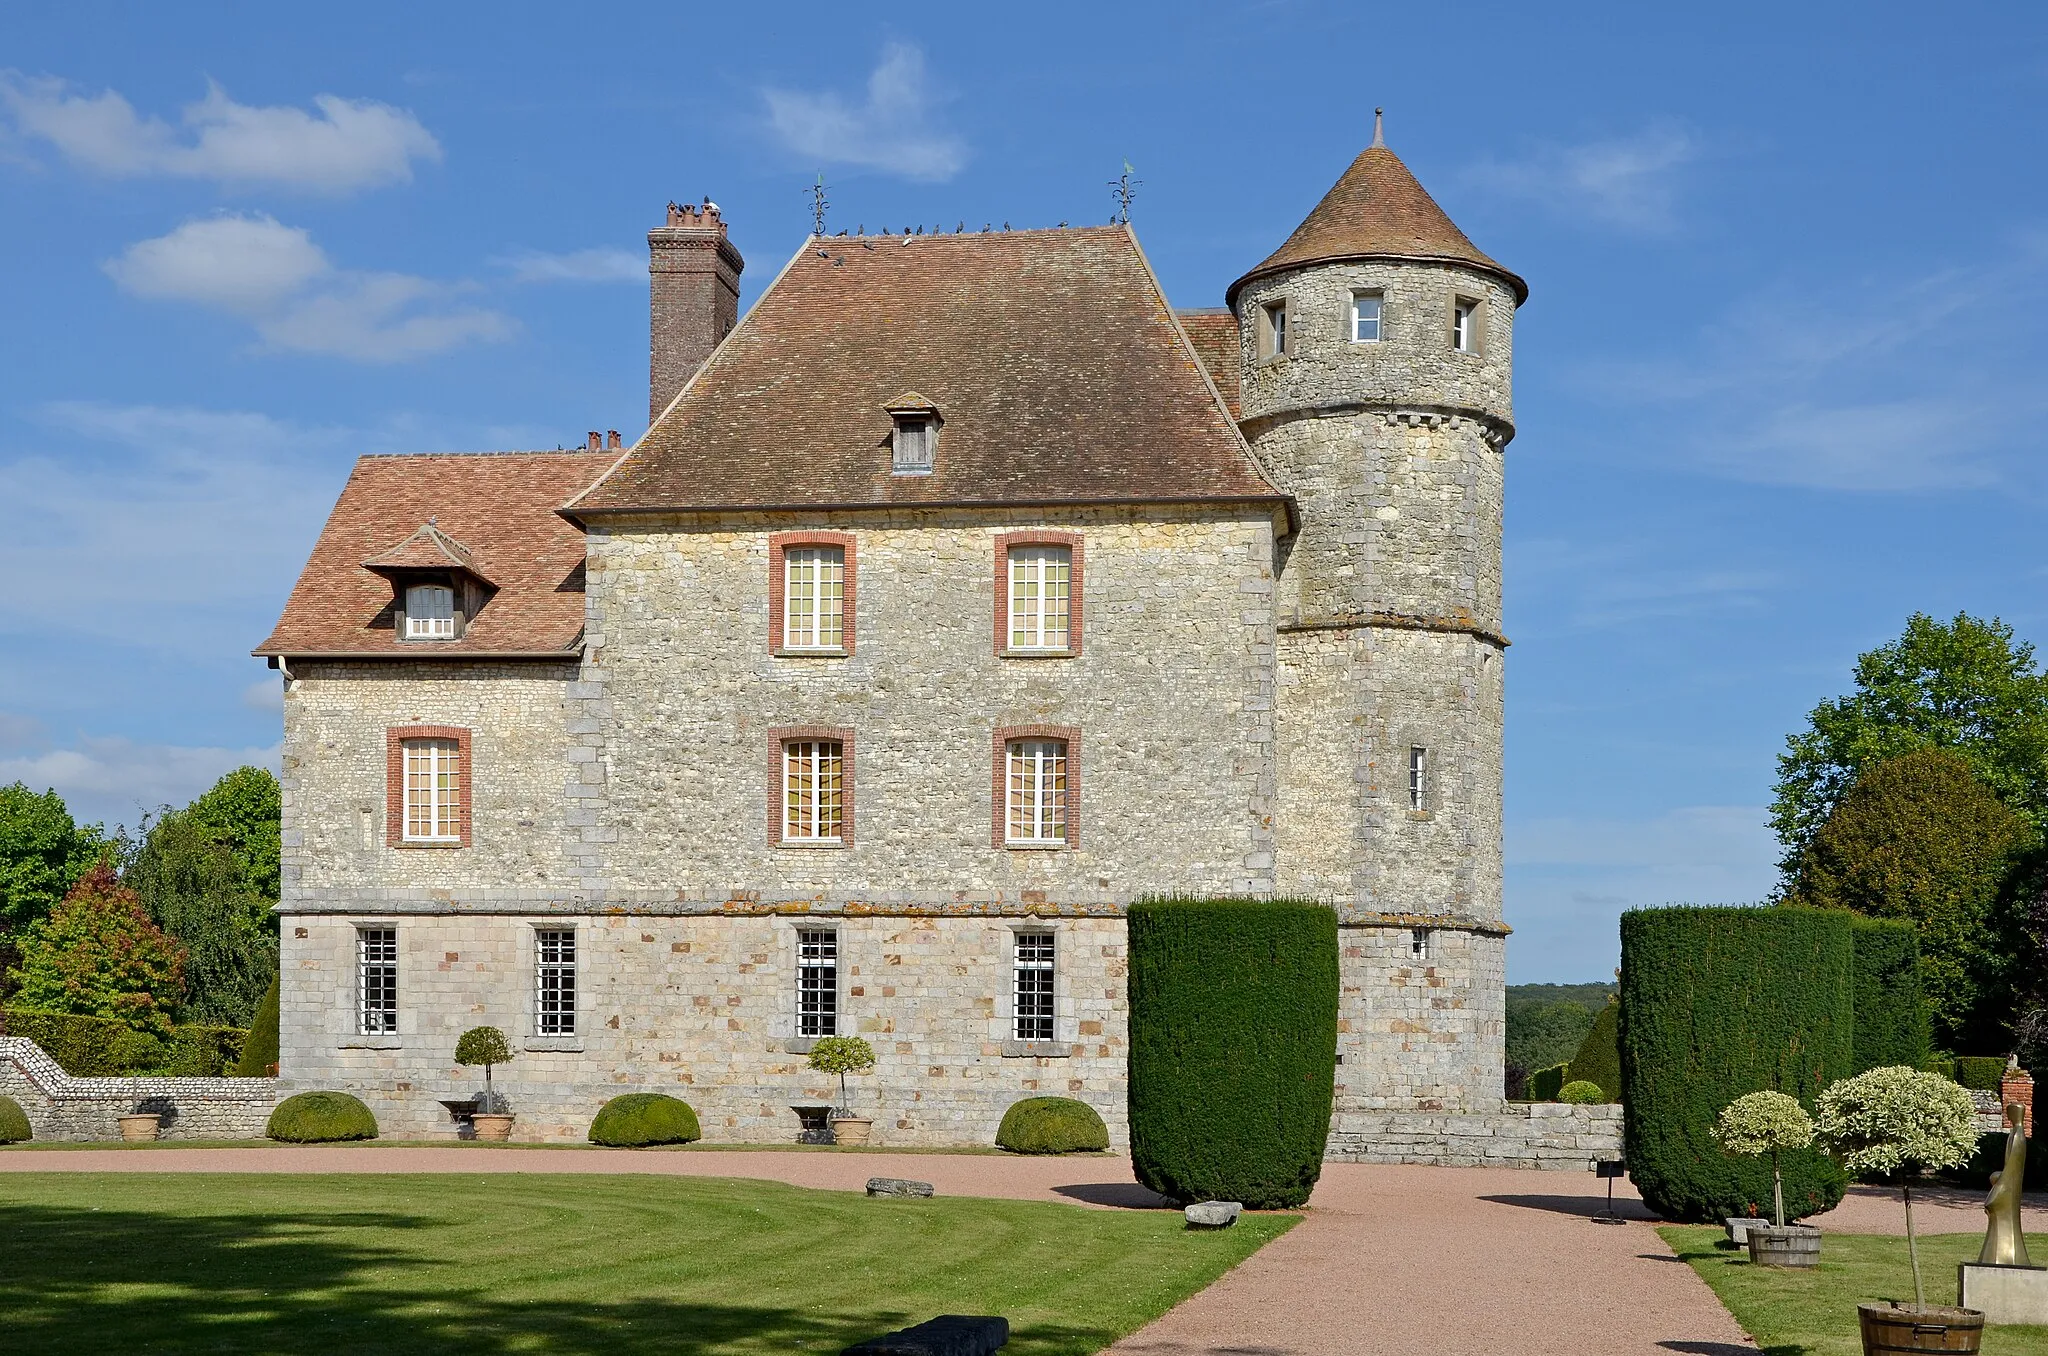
[248,126,1571,1161]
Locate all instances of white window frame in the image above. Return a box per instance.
[781,546,845,651]
[404,583,455,639]
[1351,291,1382,343]
[358,926,398,1035]
[1006,739,1068,846]
[797,928,838,1038]
[783,740,845,844]
[402,738,461,842]
[1008,545,1072,651]
[1452,298,1478,353]
[1262,300,1288,358]
[535,928,576,1036]
[1408,745,1428,812]
[1012,930,1056,1043]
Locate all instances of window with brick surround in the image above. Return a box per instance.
[994,728,1078,848]
[385,726,471,848]
[770,728,855,847]
[797,929,838,1037]
[1013,931,1055,1042]
[768,532,856,655]
[535,929,576,1035]
[358,926,398,1034]
[994,532,1083,656]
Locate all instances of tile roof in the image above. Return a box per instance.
[567,225,1279,516]
[1227,142,1527,307]
[256,451,608,659]
[361,519,491,584]
[1175,308,1242,421]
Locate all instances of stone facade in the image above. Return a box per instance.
[1328,1102,1622,1170]
[0,1038,278,1141]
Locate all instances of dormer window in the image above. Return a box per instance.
[405,584,456,639]
[884,393,939,475]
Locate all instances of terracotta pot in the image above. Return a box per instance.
[472,1113,515,1142]
[1857,1301,1983,1354]
[117,1114,160,1143]
[830,1116,873,1147]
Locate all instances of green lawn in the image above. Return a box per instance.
[0,1172,1290,1355]
[1661,1225,2048,1356]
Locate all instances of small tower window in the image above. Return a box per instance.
[1410,928,1433,962]
[1261,301,1289,358]
[405,584,455,639]
[1352,292,1382,343]
[1408,745,1428,811]
[1452,298,1480,353]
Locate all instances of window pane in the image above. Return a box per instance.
[1009,546,1070,649]
[536,929,576,1035]
[405,585,455,639]
[798,929,838,1038]
[784,741,844,841]
[1409,745,1427,811]
[1014,931,1055,1042]
[403,738,460,841]
[1354,295,1380,342]
[359,927,398,1034]
[1006,739,1067,843]
[784,547,845,649]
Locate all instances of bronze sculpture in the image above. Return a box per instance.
[1980,1103,2032,1267]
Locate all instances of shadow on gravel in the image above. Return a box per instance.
[1477,1192,1660,1221]
[1052,1182,1175,1209]
[1657,1343,1773,1355]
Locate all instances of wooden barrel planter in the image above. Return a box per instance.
[1749,1223,1821,1268]
[1857,1302,1983,1354]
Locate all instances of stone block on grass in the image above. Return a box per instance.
[1184,1200,1242,1228]
[866,1177,935,1198]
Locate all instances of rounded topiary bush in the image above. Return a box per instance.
[0,1094,31,1143]
[1559,1080,1607,1105]
[996,1097,1110,1154]
[266,1091,378,1143]
[588,1093,701,1147]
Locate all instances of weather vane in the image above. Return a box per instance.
[1109,160,1140,225]
[809,173,830,237]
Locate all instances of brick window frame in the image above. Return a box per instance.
[991,724,1080,849]
[993,531,1084,657]
[768,531,856,656]
[385,725,472,848]
[768,725,857,848]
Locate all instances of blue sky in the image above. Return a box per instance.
[3,1,2045,980]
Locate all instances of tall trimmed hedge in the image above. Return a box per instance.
[1127,896,1337,1209]
[1849,918,1930,1073]
[1619,907,1853,1223]
[232,970,280,1077]
[1568,1000,1622,1103]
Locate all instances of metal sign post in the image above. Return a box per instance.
[1591,1158,1626,1225]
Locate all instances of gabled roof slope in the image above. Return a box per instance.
[1227,142,1527,307]
[257,451,608,659]
[1175,308,1242,421]
[361,519,492,583]
[568,225,1278,515]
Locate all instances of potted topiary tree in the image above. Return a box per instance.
[1713,1090,1818,1263]
[455,1026,515,1141]
[1813,1065,1985,1354]
[807,1035,876,1146]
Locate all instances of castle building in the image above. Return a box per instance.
[258,129,1526,1149]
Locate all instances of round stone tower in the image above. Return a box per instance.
[1232,118,1525,1117]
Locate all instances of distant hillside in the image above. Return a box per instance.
[1505,982,1617,1088]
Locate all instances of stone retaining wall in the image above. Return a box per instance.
[0,1038,280,1141]
[1327,1102,1623,1170]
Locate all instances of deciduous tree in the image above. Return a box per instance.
[9,864,186,1037]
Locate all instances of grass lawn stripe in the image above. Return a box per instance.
[1660,1225,2048,1356]
[0,1172,1293,1354]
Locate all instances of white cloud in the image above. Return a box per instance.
[764,44,967,182]
[105,214,514,362]
[1467,125,1696,231]
[497,247,642,283]
[0,735,279,830]
[0,73,439,194]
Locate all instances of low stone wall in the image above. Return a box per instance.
[0,1038,280,1141]
[1326,1102,1623,1170]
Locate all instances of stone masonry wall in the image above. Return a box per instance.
[0,1038,279,1141]
[1328,1102,1623,1170]
[1336,926,1505,1114]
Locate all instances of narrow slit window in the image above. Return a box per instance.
[536,929,576,1035]
[405,584,455,639]
[1006,739,1068,845]
[403,738,461,842]
[1008,545,1072,650]
[1013,932,1055,1043]
[1408,745,1428,812]
[1410,928,1432,962]
[797,929,838,1038]
[784,740,845,843]
[782,546,845,650]
[358,926,398,1034]
[1352,292,1382,343]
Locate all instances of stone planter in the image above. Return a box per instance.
[117,1113,161,1143]
[1857,1301,1982,1353]
[1725,1216,1770,1246]
[830,1116,873,1147]
[1749,1223,1821,1268]
[471,1113,515,1142]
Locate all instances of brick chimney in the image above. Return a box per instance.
[649,198,744,423]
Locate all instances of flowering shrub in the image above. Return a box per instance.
[1713,1091,1815,1157]
[1813,1066,1979,1180]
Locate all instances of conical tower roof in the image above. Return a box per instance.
[1227,119,1526,307]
